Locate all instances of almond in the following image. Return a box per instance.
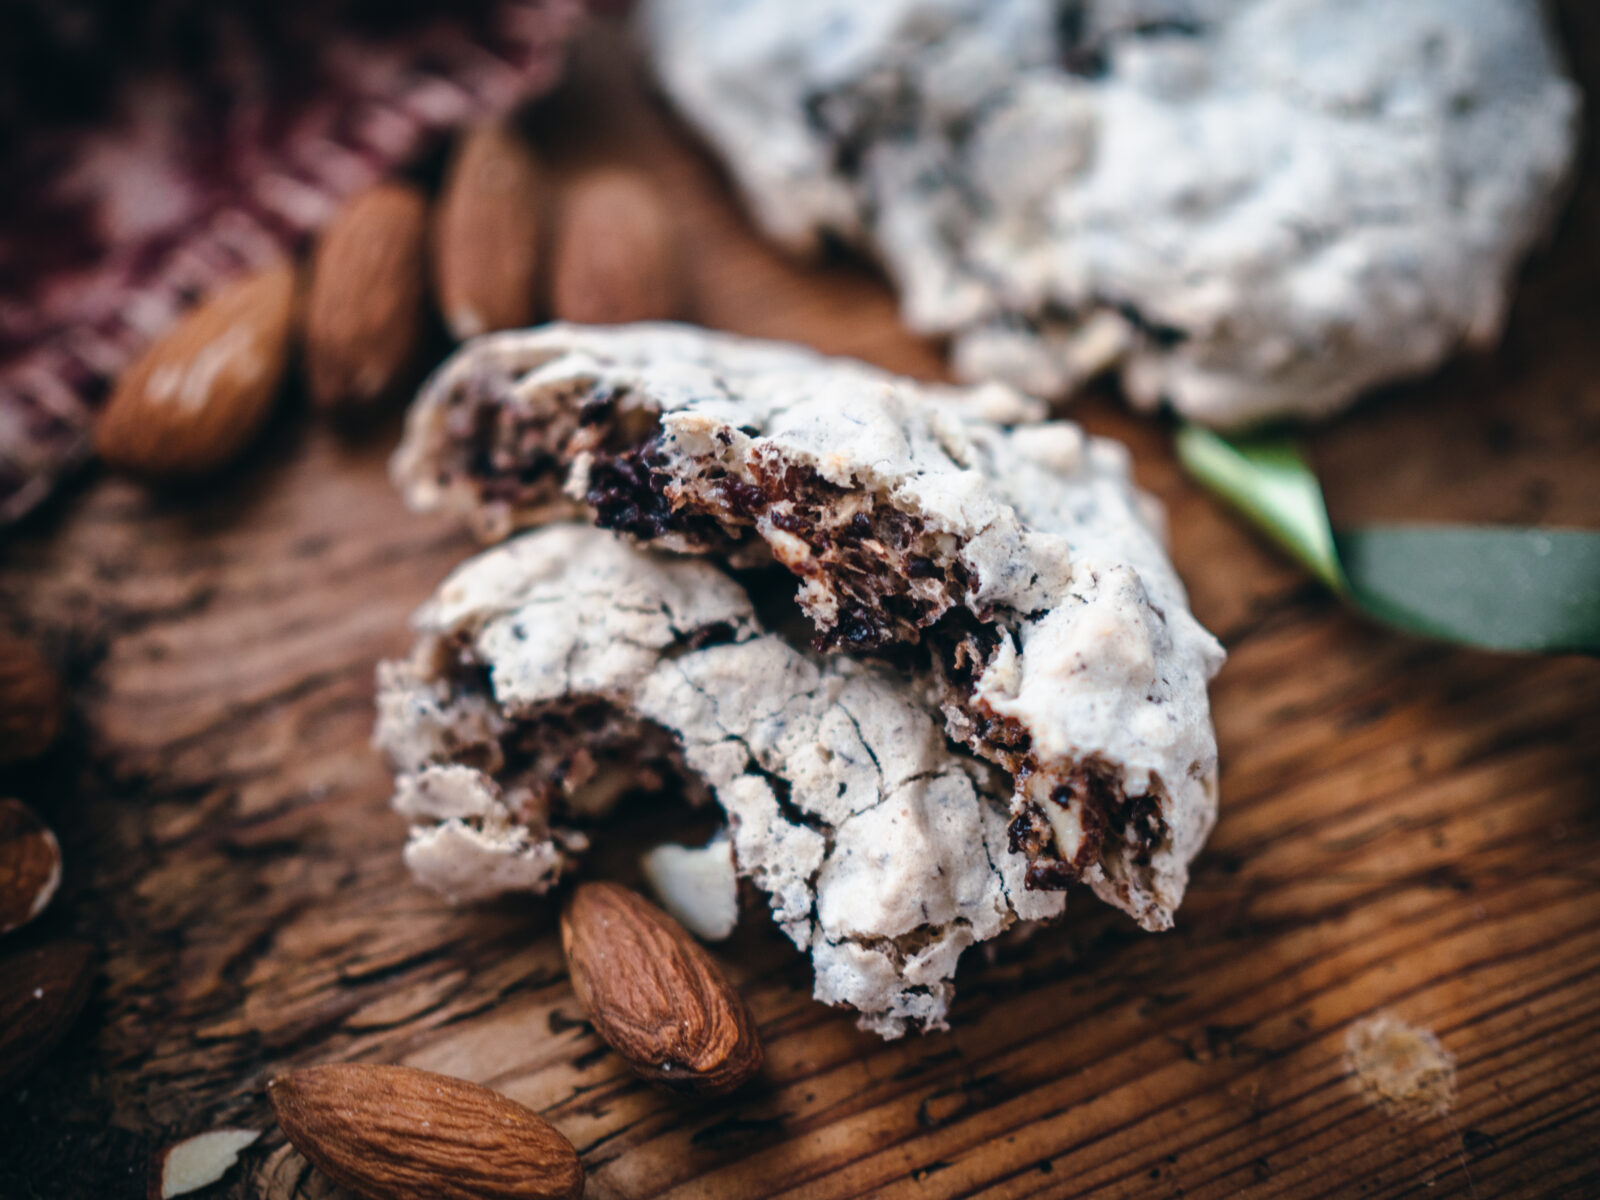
[0,632,64,765]
[433,124,548,340]
[0,798,62,935]
[0,939,94,1088]
[305,183,429,412]
[549,168,681,324]
[561,881,761,1095]
[95,261,297,476]
[149,1128,260,1200]
[268,1063,583,1200]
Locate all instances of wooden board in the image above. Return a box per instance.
[3,11,1599,1198]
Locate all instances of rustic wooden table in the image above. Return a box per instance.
[3,11,1598,1199]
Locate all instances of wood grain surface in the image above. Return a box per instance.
[3,10,1599,1199]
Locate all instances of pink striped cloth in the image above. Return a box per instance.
[0,0,586,524]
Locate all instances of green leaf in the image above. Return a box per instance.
[1173,424,1346,593]
[1336,526,1600,654]
[1176,423,1600,655]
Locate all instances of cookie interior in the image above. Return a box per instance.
[422,637,705,830]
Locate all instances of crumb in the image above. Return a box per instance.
[1345,1012,1456,1116]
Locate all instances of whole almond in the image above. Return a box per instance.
[268,1063,582,1200]
[0,633,64,764]
[433,124,548,340]
[0,798,62,935]
[549,168,681,324]
[561,882,761,1095]
[305,183,428,411]
[95,261,297,476]
[0,939,94,1088]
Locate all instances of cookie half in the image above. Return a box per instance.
[377,524,1064,1036]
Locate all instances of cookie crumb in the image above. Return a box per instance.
[1345,1012,1456,1116]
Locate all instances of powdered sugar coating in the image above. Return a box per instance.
[377,525,1064,1036]
[641,0,1577,425]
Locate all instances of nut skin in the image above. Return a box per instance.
[561,881,762,1096]
[0,798,62,935]
[305,183,429,412]
[95,261,298,477]
[0,939,94,1088]
[433,123,548,340]
[550,168,681,324]
[268,1063,583,1200]
[0,633,64,765]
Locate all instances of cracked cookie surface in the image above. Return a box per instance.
[640,0,1577,425]
[377,524,1064,1036]
[394,323,1224,930]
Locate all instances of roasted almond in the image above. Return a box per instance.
[0,798,61,935]
[561,881,761,1095]
[549,168,681,324]
[268,1063,583,1200]
[433,123,548,340]
[305,183,429,412]
[95,261,297,476]
[0,632,64,765]
[0,939,94,1088]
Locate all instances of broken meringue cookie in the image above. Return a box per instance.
[375,522,736,902]
[377,523,1064,1036]
[639,0,1578,426]
[393,323,1224,929]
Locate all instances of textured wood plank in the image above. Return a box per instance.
[2,9,1599,1199]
